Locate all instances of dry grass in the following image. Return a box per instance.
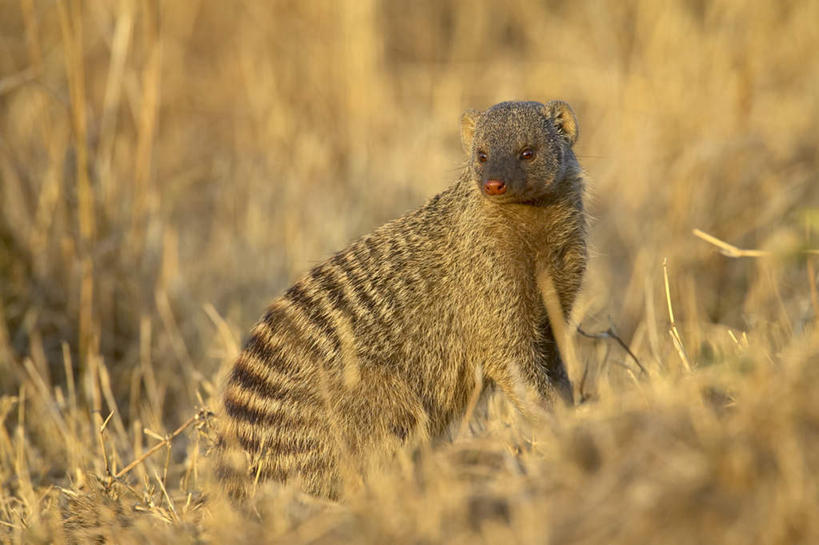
[1,0,819,543]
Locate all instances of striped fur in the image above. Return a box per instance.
[213,100,588,499]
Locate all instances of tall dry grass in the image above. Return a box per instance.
[1,0,818,543]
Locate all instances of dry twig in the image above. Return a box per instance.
[114,409,212,480]
[576,325,648,377]
[692,229,770,258]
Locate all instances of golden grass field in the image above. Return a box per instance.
[2,0,819,543]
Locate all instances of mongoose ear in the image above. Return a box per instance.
[541,100,579,147]
[460,109,481,154]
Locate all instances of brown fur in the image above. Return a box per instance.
[212,100,587,499]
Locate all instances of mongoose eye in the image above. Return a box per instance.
[477,151,488,163]
[519,148,535,161]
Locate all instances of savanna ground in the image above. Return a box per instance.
[1,0,819,543]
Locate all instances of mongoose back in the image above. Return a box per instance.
[213,100,587,499]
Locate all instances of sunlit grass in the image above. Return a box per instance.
[1,0,818,542]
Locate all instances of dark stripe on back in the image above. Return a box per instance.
[237,431,261,453]
[269,435,321,455]
[284,282,342,355]
[241,332,278,368]
[331,251,379,316]
[260,306,326,364]
[351,241,396,319]
[234,429,320,457]
[239,330,301,376]
[383,236,407,291]
[362,235,383,264]
[351,239,377,278]
[365,237,404,311]
[229,359,291,401]
[224,394,322,430]
[309,265,357,327]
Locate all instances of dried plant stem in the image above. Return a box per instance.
[114,412,201,480]
[664,259,691,372]
[694,228,819,258]
[57,0,95,244]
[576,325,647,376]
[692,229,769,258]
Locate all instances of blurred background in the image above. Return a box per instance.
[2,0,818,420]
[1,1,819,539]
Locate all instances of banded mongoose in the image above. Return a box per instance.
[214,100,587,499]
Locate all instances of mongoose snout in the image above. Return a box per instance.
[213,99,587,500]
[483,179,507,195]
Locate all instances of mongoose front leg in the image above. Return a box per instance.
[535,318,574,405]
[534,255,583,407]
[484,337,573,426]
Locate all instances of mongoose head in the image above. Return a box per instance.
[460,100,580,204]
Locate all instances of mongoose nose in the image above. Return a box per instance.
[483,180,507,196]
